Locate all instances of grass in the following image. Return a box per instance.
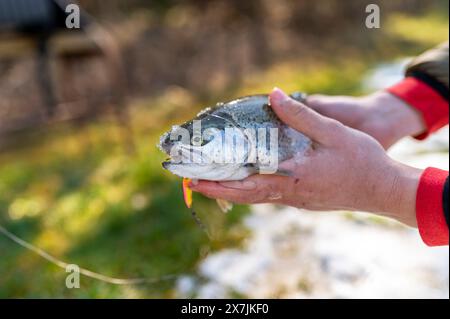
[386,11,449,47]
[0,119,249,298]
[0,9,447,298]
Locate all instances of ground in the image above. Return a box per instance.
[0,8,448,298]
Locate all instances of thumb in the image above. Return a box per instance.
[270,88,339,142]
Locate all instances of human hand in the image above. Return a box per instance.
[306,91,426,149]
[190,88,423,226]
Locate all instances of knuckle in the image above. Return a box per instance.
[324,119,347,140]
[327,119,345,132]
[261,182,282,201]
[290,103,308,119]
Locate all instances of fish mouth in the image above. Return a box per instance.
[161,143,211,169]
[162,155,183,169]
[162,159,207,169]
[162,160,171,169]
[161,154,195,169]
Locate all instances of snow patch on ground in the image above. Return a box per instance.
[182,205,448,298]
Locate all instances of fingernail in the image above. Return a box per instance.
[219,180,257,190]
[188,181,197,189]
[271,87,288,104]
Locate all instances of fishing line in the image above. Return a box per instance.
[0,104,247,289]
[0,223,181,285]
[190,209,211,239]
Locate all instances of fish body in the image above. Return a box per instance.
[159,93,311,181]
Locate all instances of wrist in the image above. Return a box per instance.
[367,91,426,147]
[376,160,422,226]
[357,152,422,226]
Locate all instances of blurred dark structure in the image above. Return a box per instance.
[0,0,446,142]
[75,0,436,98]
[0,0,128,140]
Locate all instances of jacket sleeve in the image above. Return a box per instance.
[388,42,449,140]
[416,168,449,246]
[406,42,449,90]
[387,42,449,246]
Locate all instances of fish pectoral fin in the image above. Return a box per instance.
[216,198,233,213]
[182,178,193,208]
[275,168,293,177]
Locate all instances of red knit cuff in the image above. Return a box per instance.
[387,77,449,140]
[416,167,449,246]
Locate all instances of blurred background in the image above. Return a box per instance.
[0,0,448,298]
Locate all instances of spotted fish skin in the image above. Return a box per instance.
[159,93,311,181]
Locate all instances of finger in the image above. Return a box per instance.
[229,174,293,202]
[190,175,289,204]
[306,94,357,120]
[306,94,370,131]
[270,88,343,143]
[305,94,333,112]
[190,180,256,203]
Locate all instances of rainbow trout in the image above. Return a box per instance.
[158,93,311,211]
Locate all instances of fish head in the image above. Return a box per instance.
[159,106,256,181]
[159,107,227,154]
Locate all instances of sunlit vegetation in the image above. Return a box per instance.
[0,4,447,298]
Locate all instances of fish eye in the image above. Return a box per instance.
[191,134,215,146]
[192,136,202,145]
